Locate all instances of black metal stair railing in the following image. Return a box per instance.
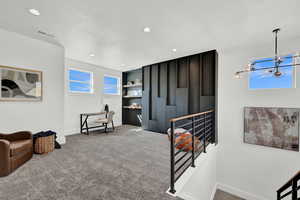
[277,171,300,200]
[169,110,216,194]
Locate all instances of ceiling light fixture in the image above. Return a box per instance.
[29,8,40,16]
[235,28,300,78]
[89,54,95,57]
[172,49,177,52]
[143,27,151,33]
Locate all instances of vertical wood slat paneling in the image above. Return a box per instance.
[141,50,216,133]
[168,60,177,106]
[202,51,215,96]
[189,55,200,114]
[151,65,158,120]
[160,63,168,99]
[178,58,188,88]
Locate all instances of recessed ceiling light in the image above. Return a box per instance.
[172,49,177,52]
[89,54,95,57]
[29,8,40,16]
[143,27,151,33]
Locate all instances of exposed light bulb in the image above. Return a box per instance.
[245,63,252,71]
[274,70,282,77]
[235,72,242,79]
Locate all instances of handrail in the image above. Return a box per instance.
[277,171,300,200]
[169,110,216,194]
[170,109,214,122]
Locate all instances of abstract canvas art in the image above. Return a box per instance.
[0,66,42,101]
[244,107,299,151]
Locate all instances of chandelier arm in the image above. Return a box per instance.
[237,63,300,74]
[252,55,300,65]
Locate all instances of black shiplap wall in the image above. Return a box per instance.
[142,50,217,133]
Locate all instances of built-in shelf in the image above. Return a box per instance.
[123,84,142,88]
[123,106,142,110]
[123,96,142,98]
[122,68,143,126]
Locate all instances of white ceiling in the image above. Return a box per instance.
[1,0,300,71]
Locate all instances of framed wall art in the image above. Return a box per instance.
[244,107,299,152]
[0,66,42,101]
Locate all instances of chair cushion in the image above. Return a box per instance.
[95,118,109,123]
[10,139,32,157]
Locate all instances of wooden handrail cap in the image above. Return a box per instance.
[170,110,214,122]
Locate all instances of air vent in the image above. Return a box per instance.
[37,30,55,38]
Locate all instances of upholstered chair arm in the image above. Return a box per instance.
[0,131,32,142]
[0,139,10,177]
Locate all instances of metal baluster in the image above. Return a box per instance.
[277,191,281,200]
[80,114,83,134]
[191,117,195,168]
[169,121,176,194]
[292,179,297,200]
[212,112,216,144]
[204,114,207,153]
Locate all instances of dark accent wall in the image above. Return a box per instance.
[142,50,217,133]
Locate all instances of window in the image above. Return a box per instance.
[69,69,93,93]
[249,55,295,89]
[104,75,120,95]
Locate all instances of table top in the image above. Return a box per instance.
[81,112,106,116]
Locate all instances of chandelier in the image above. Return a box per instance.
[235,28,300,78]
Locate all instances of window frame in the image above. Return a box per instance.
[248,54,297,90]
[103,75,121,95]
[68,68,94,94]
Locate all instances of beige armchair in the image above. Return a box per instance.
[95,111,115,133]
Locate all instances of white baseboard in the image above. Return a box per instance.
[216,183,269,200]
[177,193,198,200]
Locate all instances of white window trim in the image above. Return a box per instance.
[68,68,94,94]
[103,75,121,95]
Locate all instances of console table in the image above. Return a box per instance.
[80,112,106,135]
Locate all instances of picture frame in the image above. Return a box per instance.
[244,107,299,152]
[0,65,43,101]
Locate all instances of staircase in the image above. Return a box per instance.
[277,171,300,200]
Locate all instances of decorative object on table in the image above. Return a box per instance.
[104,104,109,113]
[235,28,300,79]
[167,128,202,152]
[104,104,109,118]
[33,130,60,154]
[0,66,42,101]
[0,131,33,177]
[244,107,299,151]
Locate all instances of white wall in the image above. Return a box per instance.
[176,145,217,200]
[217,38,300,200]
[64,58,122,136]
[0,28,65,144]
